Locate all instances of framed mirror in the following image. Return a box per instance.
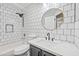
[41,8,64,31]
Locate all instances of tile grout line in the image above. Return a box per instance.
[74,3,76,44]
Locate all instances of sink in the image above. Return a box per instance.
[53,40,62,44]
[29,37,62,51]
[28,37,45,43]
[35,38,62,45]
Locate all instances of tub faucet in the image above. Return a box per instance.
[47,33,50,40]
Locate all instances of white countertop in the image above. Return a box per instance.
[28,38,79,56]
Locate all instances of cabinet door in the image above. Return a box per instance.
[30,45,42,56]
[42,51,56,56]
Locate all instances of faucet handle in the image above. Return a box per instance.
[45,37,47,40]
[47,33,50,36]
[51,38,55,41]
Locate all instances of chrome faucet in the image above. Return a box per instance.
[45,32,55,41]
[45,33,55,41]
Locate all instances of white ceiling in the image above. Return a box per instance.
[13,3,31,11]
[16,3,30,8]
[13,3,43,12]
[13,3,59,12]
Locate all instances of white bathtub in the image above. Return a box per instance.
[0,41,29,56]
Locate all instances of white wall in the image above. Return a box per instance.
[24,3,79,47]
[24,3,59,39]
[0,3,23,45]
[75,4,79,47]
[0,3,79,48]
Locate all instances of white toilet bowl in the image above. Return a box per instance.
[14,44,29,56]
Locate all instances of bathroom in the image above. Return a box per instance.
[0,3,79,56]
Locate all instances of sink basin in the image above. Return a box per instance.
[53,40,62,44]
[28,37,45,43]
[35,38,62,45]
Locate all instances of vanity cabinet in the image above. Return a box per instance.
[30,45,42,56]
[30,45,56,56]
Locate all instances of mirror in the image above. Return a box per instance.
[41,8,64,31]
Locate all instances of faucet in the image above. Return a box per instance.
[47,33,50,40]
[45,33,55,41]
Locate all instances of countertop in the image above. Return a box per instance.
[28,38,79,56]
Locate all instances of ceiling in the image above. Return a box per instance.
[13,3,31,11]
[13,3,59,12]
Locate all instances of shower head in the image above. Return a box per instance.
[16,13,24,17]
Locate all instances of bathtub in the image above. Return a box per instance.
[0,40,29,56]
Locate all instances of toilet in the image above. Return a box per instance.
[14,44,29,56]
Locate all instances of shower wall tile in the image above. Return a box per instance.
[64,11,68,17]
[63,4,72,11]
[60,24,68,29]
[67,36,74,43]
[75,30,79,37]
[71,16,74,22]
[75,21,79,29]
[71,3,75,10]
[76,4,79,22]
[64,30,71,35]
[64,17,72,23]
[71,29,75,35]
[68,10,74,17]
[55,35,60,40]
[74,4,79,47]
[57,29,64,35]
[0,3,23,45]
[68,23,75,29]
[60,3,75,43]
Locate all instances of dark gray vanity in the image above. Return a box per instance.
[30,45,56,56]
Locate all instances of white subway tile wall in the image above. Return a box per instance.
[0,3,79,49]
[24,3,76,46]
[75,4,79,47]
[0,3,23,45]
